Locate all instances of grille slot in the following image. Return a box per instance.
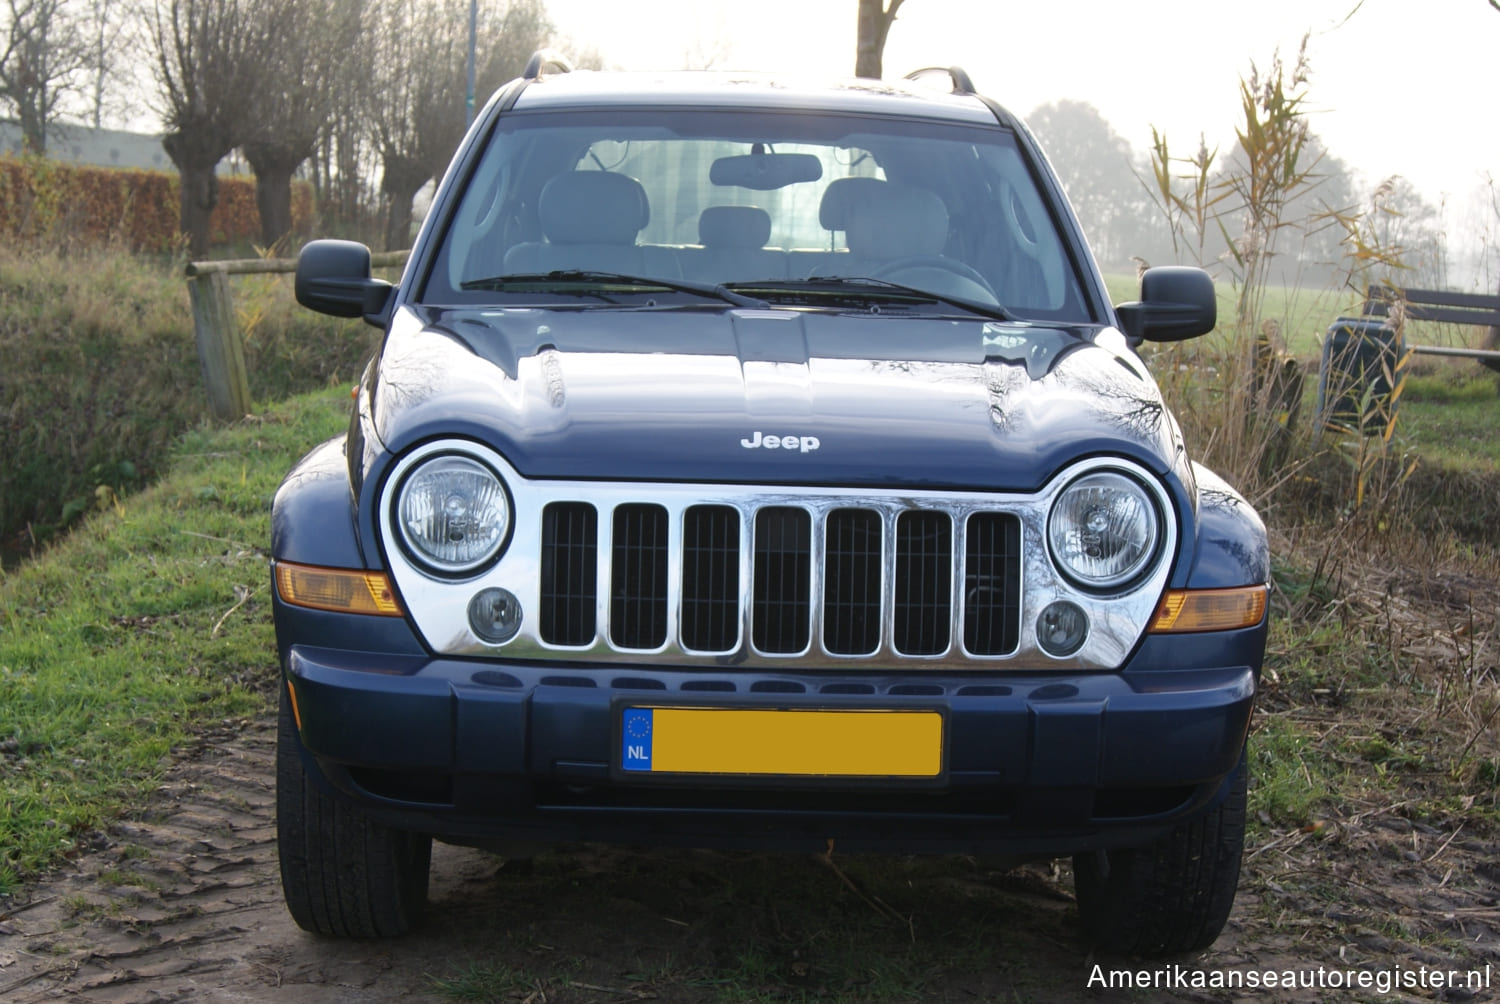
[823,508,882,655]
[964,512,1022,655]
[539,502,598,646]
[893,511,953,655]
[752,507,812,653]
[681,505,740,652]
[610,503,668,649]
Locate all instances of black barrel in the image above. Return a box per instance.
[1316,317,1406,435]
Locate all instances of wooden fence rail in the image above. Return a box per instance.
[184,250,410,420]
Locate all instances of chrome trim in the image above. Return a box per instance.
[378,442,1178,670]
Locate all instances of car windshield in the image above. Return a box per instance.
[421,107,1092,322]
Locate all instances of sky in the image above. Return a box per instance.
[542,0,1499,243]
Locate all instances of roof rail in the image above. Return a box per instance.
[903,65,975,95]
[523,49,574,80]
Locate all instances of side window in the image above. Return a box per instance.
[440,148,523,290]
[975,146,1071,312]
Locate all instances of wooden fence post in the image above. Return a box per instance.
[187,270,252,421]
[183,250,407,420]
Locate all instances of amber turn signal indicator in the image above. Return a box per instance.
[1149,585,1267,633]
[286,679,303,731]
[273,561,403,617]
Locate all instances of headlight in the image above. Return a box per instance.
[1048,471,1160,589]
[395,454,511,575]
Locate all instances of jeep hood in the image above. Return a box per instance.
[366,305,1187,493]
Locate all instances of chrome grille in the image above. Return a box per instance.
[382,444,1178,671]
[537,500,1022,660]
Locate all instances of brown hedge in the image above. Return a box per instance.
[0,156,314,252]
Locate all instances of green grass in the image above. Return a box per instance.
[1249,717,1334,831]
[0,387,350,892]
[430,964,536,1001]
[1399,367,1500,472]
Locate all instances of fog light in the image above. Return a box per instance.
[1037,601,1088,657]
[468,587,522,644]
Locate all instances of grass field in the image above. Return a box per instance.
[0,388,350,891]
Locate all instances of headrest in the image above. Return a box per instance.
[538,172,649,245]
[845,184,949,259]
[699,206,772,248]
[818,176,887,231]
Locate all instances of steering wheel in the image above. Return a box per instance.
[871,256,1000,304]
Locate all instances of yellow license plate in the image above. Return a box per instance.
[619,707,942,777]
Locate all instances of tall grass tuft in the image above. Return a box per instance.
[1140,40,1418,529]
[1143,40,1323,514]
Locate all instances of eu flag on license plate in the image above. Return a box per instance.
[621,708,653,771]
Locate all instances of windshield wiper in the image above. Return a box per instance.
[725,276,1012,321]
[461,270,769,309]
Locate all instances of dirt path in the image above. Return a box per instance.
[2,709,1498,1002]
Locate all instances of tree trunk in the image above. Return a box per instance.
[163,130,229,258]
[18,101,46,154]
[855,0,905,79]
[254,165,296,251]
[243,140,307,251]
[383,185,421,253]
[381,152,430,252]
[178,162,219,258]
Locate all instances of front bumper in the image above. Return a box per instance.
[278,603,1262,856]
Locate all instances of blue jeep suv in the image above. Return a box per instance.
[275,56,1268,956]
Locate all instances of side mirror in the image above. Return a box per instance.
[1114,266,1216,342]
[295,239,394,323]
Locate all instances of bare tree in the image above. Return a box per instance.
[0,0,95,152]
[87,0,125,130]
[152,0,277,256]
[373,0,549,251]
[311,68,377,241]
[242,0,365,249]
[854,0,906,79]
[423,0,548,177]
[370,0,435,251]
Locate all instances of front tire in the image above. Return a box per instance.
[1072,754,1247,956]
[276,684,432,937]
